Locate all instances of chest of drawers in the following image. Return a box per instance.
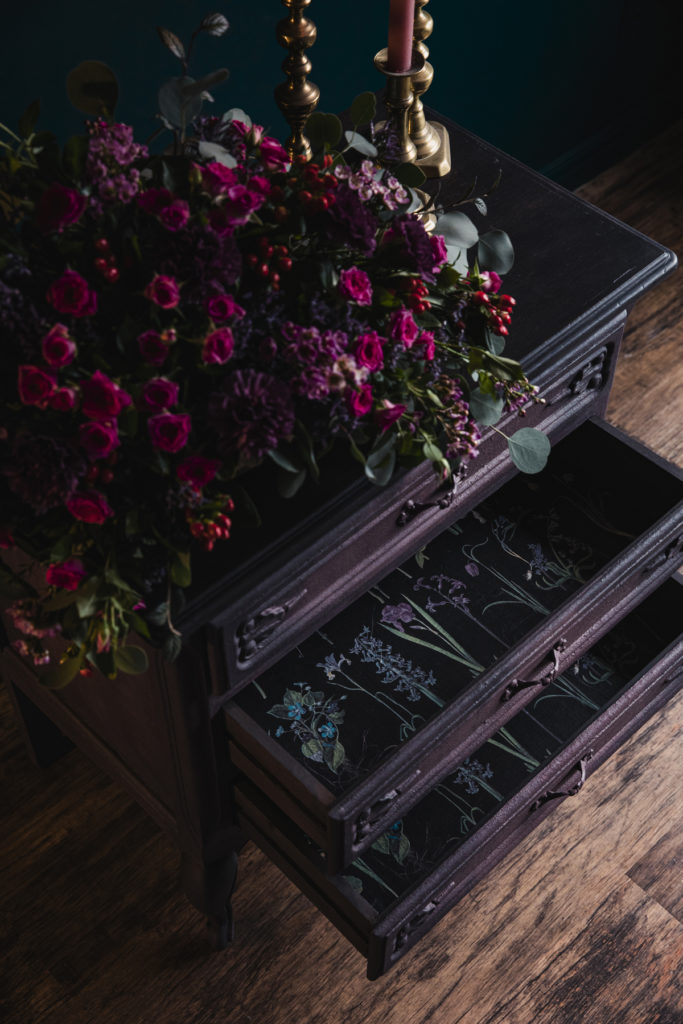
[1,111,680,979]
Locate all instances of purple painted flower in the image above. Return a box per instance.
[380,602,414,631]
[464,562,480,577]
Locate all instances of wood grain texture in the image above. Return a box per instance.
[1,123,682,1024]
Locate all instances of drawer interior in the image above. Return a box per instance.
[234,579,682,977]
[226,420,682,861]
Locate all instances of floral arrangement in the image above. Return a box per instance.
[0,15,546,686]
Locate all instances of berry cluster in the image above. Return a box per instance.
[93,237,119,283]
[186,497,235,551]
[244,237,293,292]
[400,276,432,314]
[473,290,516,337]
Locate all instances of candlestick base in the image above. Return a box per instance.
[414,119,451,178]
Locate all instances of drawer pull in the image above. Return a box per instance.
[396,482,458,527]
[642,536,683,576]
[500,638,568,702]
[353,769,422,844]
[530,750,593,812]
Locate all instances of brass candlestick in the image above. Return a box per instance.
[374,47,425,166]
[274,0,320,161]
[409,0,451,177]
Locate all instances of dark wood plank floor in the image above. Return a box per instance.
[1,121,682,1024]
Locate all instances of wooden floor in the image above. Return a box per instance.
[1,122,682,1024]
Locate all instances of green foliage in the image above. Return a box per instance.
[507,427,551,474]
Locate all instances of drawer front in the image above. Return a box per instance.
[208,320,624,699]
[226,418,682,873]
[233,604,682,978]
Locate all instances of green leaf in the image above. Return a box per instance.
[62,134,88,180]
[323,740,346,773]
[348,438,366,465]
[301,737,324,760]
[480,351,526,382]
[146,601,169,627]
[473,196,488,216]
[469,388,504,426]
[393,162,427,189]
[267,448,301,474]
[477,229,514,274]
[365,448,396,486]
[113,644,149,675]
[305,112,342,152]
[42,648,86,690]
[397,833,411,863]
[484,327,506,355]
[18,99,40,139]
[507,428,551,474]
[127,612,151,639]
[157,25,186,61]
[170,550,192,587]
[422,440,442,462]
[436,211,479,249]
[277,466,307,498]
[158,76,203,130]
[66,61,119,117]
[182,69,229,99]
[344,130,377,158]
[349,91,377,127]
[426,389,444,408]
[162,633,182,661]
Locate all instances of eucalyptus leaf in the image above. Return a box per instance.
[182,69,229,99]
[469,388,504,426]
[422,440,442,462]
[437,211,479,249]
[221,107,251,127]
[170,550,192,587]
[477,228,515,274]
[343,130,378,158]
[306,112,343,152]
[268,448,301,474]
[198,140,237,167]
[446,244,469,275]
[114,644,149,675]
[158,76,203,130]
[66,61,119,117]
[349,91,377,127]
[200,12,230,36]
[42,648,86,690]
[157,26,186,61]
[507,427,551,474]
[473,196,488,216]
[162,633,183,661]
[277,466,307,498]
[484,327,506,355]
[365,448,396,486]
[394,162,427,189]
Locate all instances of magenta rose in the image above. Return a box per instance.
[201,162,239,196]
[137,188,172,215]
[414,330,436,361]
[144,274,180,309]
[45,558,88,591]
[81,370,132,421]
[79,420,120,460]
[222,184,264,227]
[46,270,97,317]
[430,234,449,271]
[159,199,190,231]
[35,183,87,234]
[354,331,384,372]
[18,365,55,406]
[138,329,169,366]
[148,412,192,452]
[480,270,503,293]
[249,175,272,199]
[177,455,221,490]
[49,386,77,412]
[259,136,289,170]
[376,400,407,432]
[41,323,77,367]
[66,490,114,524]
[339,267,373,306]
[202,327,234,365]
[140,377,180,410]
[346,384,373,418]
[206,293,245,321]
[389,307,419,348]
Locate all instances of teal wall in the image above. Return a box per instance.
[2,1,678,186]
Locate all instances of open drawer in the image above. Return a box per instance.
[225,420,683,873]
[234,579,683,978]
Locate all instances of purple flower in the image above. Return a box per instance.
[321,183,377,255]
[382,214,436,280]
[380,603,414,631]
[4,434,87,513]
[209,369,295,464]
[464,562,480,577]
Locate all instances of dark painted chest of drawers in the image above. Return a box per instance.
[2,112,681,979]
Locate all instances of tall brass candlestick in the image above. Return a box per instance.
[374,47,425,166]
[409,0,451,177]
[274,0,320,161]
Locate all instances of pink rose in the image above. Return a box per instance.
[80,370,132,421]
[49,386,77,412]
[47,270,97,317]
[138,188,173,214]
[201,161,239,196]
[248,175,272,199]
[138,329,169,366]
[202,327,234,364]
[259,136,289,170]
[79,420,120,459]
[66,490,114,524]
[430,234,449,271]
[389,308,419,348]
[144,274,180,309]
[18,365,55,406]
[354,331,384,372]
[480,271,502,293]
[140,377,180,410]
[206,294,245,321]
[148,412,192,452]
[376,400,406,432]
[35,183,87,234]
[159,199,190,231]
[45,558,88,591]
[222,184,264,227]
[414,330,436,361]
[177,455,221,490]
[41,323,77,367]
[339,267,373,306]
[346,384,373,418]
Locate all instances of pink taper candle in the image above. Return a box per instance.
[386,0,414,73]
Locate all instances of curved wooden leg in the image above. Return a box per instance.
[181,846,241,950]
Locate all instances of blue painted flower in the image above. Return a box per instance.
[287,702,305,720]
[319,721,337,739]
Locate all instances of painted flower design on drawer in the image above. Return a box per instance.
[267,685,347,773]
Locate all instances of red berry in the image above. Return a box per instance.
[278,256,293,272]
[474,290,490,304]
[95,238,110,252]
[258,262,270,277]
[94,258,108,273]
[274,206,289,223]
[105,267,119,283]
[100,468,114,484]
[298,190,312,204]
[246,254,259,268]
[498,325,509,336]
[270,272,280,286]
[499,294,516,307]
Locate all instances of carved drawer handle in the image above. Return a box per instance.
[642,536,683,576]
[500,638,568,702]
[396,482,458,526]
[530,750,594,812]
